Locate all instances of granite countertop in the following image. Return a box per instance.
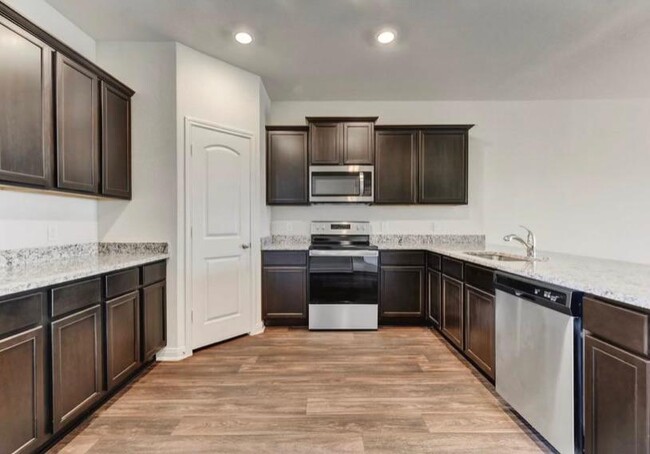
[261,235,650,311]
[0,243,169,298]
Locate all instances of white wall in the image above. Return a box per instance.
[95,41,178,347]
[174,43,267,357]
[270,100,650,264]
[0,0,98,250]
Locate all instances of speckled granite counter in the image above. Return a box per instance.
[0,242,169,298]
[261,235,650,311]
[261,235,311,250]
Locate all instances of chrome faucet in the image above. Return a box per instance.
[503,226,537,259]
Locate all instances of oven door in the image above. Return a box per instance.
[309,250,378,305]
[309,165,373,203]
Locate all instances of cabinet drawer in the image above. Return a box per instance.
[262,251,307,267]
[142,261,166,286]
[442,256,464,280]
[427,252,441,271]
[464,264,495,295]
[51,278,101,318]
[105,268,140,299]
[381,250,425,266]
[0,292,44,338]
[584,297,649,357]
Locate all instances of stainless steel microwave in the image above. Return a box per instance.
[309,165,374,203]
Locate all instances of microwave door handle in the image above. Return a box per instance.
[359,172,364,196]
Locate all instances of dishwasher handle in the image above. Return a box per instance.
[495,272,583,316]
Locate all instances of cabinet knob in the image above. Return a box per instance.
[241,243,251,250]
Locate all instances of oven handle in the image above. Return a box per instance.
[309,250,379,257]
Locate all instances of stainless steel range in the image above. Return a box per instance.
[308,221,378,330]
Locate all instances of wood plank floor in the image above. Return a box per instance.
[50,327,550,453]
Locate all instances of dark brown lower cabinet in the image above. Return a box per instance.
[0,326,46,454]
[51,304,104,432]
[426,267,441,327]
[441,275,464,349]
[262,266,308,325]
[464,285,495,379]
[585,333,650,454]
[106,291,141,389]
[380,266,425,323]
[142,281,167,361]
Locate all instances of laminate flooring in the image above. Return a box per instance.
[50,327,550,453]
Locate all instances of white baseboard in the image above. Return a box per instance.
[250,321,265,336]
[155,346,192,362]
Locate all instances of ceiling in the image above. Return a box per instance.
[45,0,650,101]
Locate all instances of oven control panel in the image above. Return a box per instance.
[311,221,371,235]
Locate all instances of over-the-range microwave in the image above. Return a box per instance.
[309,165,374,203]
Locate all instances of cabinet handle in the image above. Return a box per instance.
[241,244,251,250]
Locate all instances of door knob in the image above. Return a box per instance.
[241,243,251,250]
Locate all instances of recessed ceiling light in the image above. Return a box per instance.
[235,32,253,44]
[377,30,396,44]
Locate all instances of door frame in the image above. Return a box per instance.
[183,117,258,352]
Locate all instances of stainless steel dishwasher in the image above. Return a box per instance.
[494,272,583,454]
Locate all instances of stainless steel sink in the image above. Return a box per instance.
[463,251,534,262]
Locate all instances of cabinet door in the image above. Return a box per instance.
[375,130,418,204]
[464,285,495,379]
[419,130,467,204]
[55,54,99,194]
[585,334,650,454]
[441,275,464,349]
[0,17,53,187]
[267,129,309,205]
[142,281,166,362]
[52,305,103,432]
[262,267,307,324]
[343,122,374,164]
[0,327,46,454]
[101,81,132,199]
[427,268,441,328]
[310,122,341,164]
[106,291,141,389]
[380,266,425,321]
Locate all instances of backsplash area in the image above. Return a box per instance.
[271,220,482,235]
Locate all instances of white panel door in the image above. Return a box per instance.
[190,122,252,350]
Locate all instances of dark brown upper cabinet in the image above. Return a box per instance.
[307,117,377,165]
[0,3,134,199]
[309,121,341,165]
[266,127,309,205]
[101,81,132,199]
[0,15,53,188]
[375,129,418,204]
[374,125,472,205]
[55,54,100,194]
[419,129,468,204]
[343,122,374,164]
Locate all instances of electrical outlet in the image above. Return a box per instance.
[47,224,58,243]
